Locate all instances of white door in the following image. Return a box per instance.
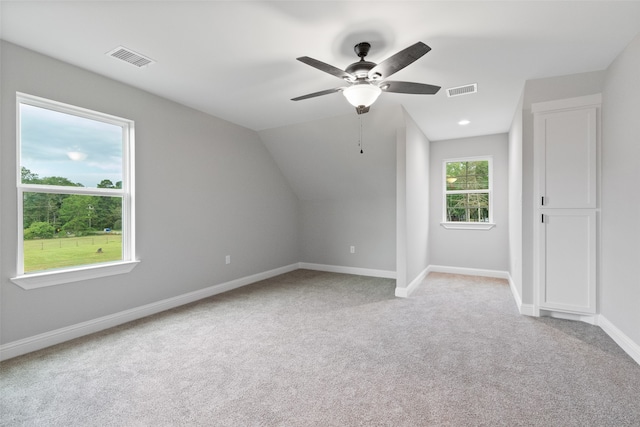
[536,107,597,209]
[539,210,596,314]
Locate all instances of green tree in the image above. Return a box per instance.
[21,168,83,229]
[446,160,489,190]
[21,167,40,184]
[24,221,55,239]
[59,195,98,235]
[40,176,83,187]
[95,180,122,230]
[97,179,115,189]
[21,169,122,234]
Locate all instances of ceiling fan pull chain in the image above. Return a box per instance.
[359,115,364,154]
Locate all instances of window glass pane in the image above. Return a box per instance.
[446,160,489,190]
[20,103,122,188]
[446,193,489,222]
[23,192,123,273]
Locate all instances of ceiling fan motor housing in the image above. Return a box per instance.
[346,42,379,80]
[354,42,371,58]
[345,60,376,79]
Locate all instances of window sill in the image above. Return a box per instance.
[10,260,140,290]
[440,222,496,230]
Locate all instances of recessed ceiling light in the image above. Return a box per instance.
[458,120,470,126]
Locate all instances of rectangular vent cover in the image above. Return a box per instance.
[107,46,155,68]
[447,83,478,97]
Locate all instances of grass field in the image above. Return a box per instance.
[23,234,122,273]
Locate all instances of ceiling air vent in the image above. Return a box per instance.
[446,83,477,98]
[107,46,155,68]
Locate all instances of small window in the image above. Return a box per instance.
[14,93,136,287]
[443,157,493,227]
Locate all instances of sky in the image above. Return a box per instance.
[20,103,123,188]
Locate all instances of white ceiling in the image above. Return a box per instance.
[2,1,640,141]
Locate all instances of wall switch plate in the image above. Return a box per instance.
[350,246,355,254]
[225,255,231,264]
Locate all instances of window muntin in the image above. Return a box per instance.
[443,158,492,223]
[16,93,134,277]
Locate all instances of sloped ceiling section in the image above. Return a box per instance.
[258,105,404,201]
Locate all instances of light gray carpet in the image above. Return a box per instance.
[1,270,639,426]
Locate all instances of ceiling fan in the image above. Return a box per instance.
[292,41,441,114]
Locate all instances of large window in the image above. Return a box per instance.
[14,93,136,288]
[443,157,493,226]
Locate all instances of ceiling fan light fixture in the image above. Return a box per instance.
[343,83,382,108]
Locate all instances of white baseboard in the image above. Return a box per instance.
[540,310,599,325]
[395,266,429,298]
[5,263,638,368]
[298,262,396,279]
[519,304,536,316]
[0,263,299,361]
[427,264,509,280]
[507,272,522,310]
[505,273,537,316]
[598,315,640,366]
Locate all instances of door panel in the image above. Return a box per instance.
[538,107,597,209]
[540,210,596,313]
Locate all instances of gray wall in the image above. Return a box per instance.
[601,32,640,346]
[519,70,606,304]
[298,197,396,271]
[396,111,431,289]
[0,42,299,344]
[429,134,509,272]
[508,93,524,301]
[259,106,402,274]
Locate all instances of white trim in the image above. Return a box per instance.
[0,263,298,361]
[505,270,535,316]
[5,263,638,368]
[440,222,495,230]
[519,304,536,317]
[16,92,136,280]
[531,93,602,114]
[298,262,396,279]
[395,266,429,298]
[507,272,524,313]
[442,156,493,224]
[11,260,140,289]
[427,264,509,279]
[540,309,598,326]
[532,94,601,318]
[598,315,640,366]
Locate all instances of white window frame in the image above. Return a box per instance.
[441,156,495,230]
[11,93,138,289]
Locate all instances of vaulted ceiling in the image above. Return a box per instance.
[2,1,640,143]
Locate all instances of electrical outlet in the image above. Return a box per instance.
[350,246,355,254]
[225,255,231,265]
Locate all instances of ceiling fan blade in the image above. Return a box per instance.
[381,81,441,95]
[291,87,343,101]
[297,56,355,81]
[368,42,431,80]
